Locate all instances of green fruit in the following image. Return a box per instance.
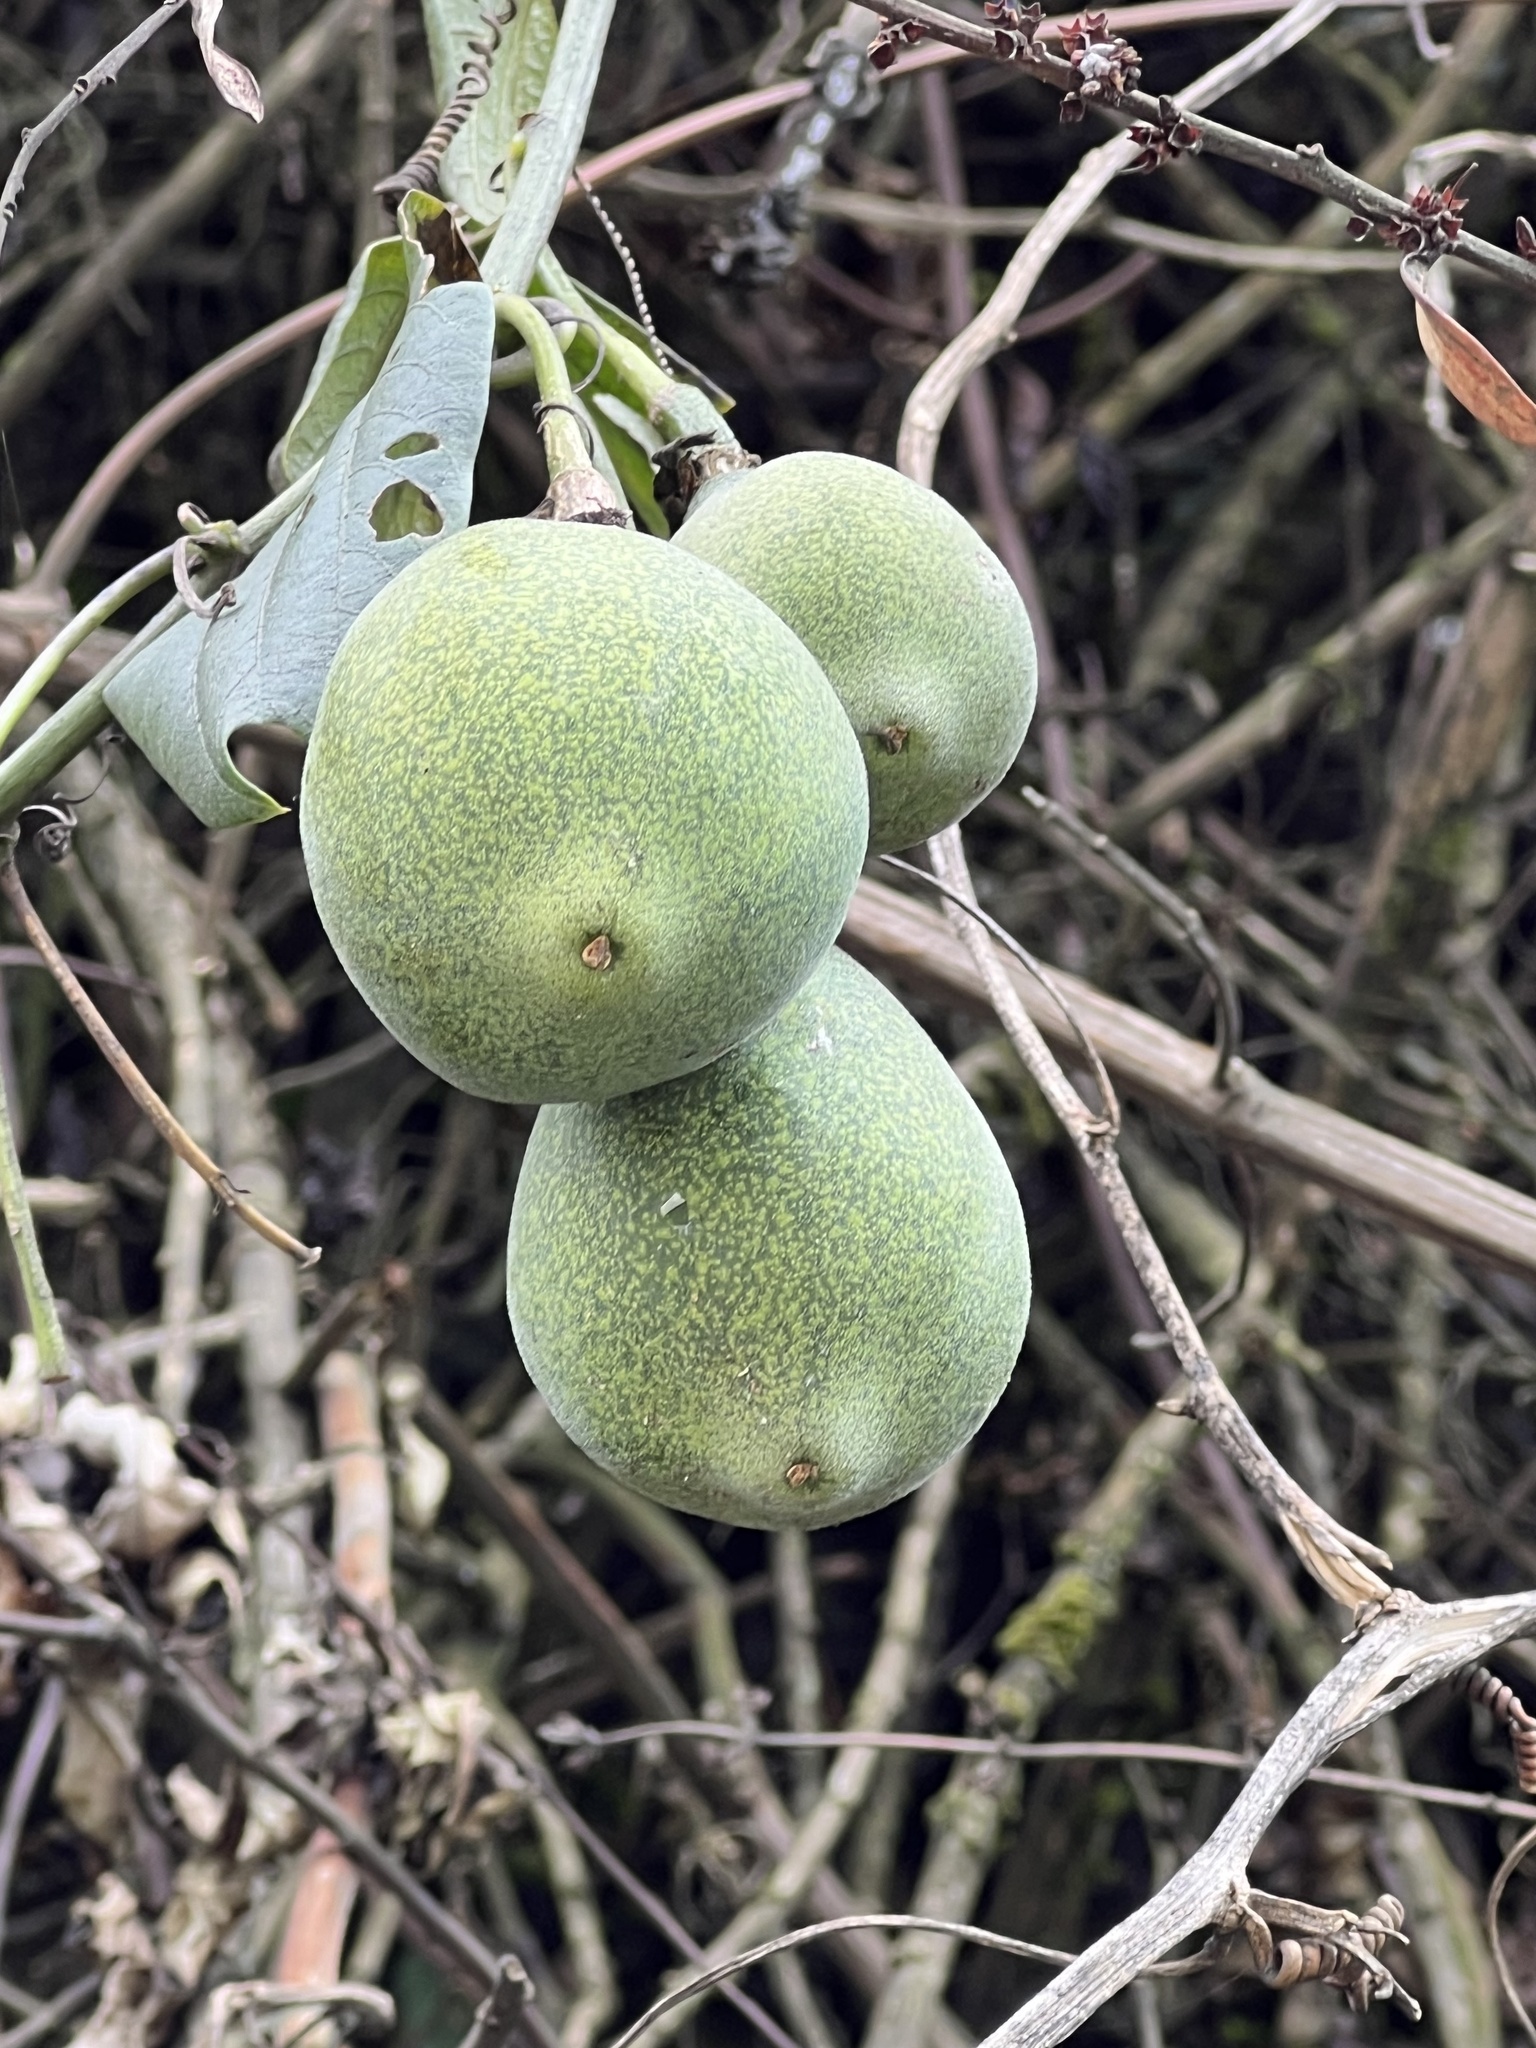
[672,452,1037,855]
[507,949,1030,1529]
[301,519,868,1103]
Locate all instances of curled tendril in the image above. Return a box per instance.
[374,4,516,209]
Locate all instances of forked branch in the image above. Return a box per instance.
[976,1587,1536,2046]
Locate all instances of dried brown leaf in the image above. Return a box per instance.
[0,1467,100,1584]
[188,0,263,121]
[60,1394,215,1560]
[158,1856,246,1989]
[1403,255,1536,447]
[71,1961,157,2048]
[166,1763,232,1847]
[56,1677,145,1849]
[80,1875,156,1968]
[161,1548,244,1627]
[0,1334,43,1437]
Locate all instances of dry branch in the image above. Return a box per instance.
[841,878,1536,1274]
[0,853,318,1268]
[979,1588,1536,2045]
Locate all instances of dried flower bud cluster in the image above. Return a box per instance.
[1058,12,1142,122]
[867,17,926,70]
[1347,167,1474,256]
[983,0,1043,56]
[1127,96,1202,173]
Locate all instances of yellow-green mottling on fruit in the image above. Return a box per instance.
[507,948,1030,1529]
[301,519,868,1103]
[672,451,1037,854]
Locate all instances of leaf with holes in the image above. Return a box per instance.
[269,237,411,489]
[423,0,558,227]
[105,280,493,830]
[1403,255,1536,448]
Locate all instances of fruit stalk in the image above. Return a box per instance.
[494,292,628,525]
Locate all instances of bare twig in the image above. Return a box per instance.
[0,0,366,434]
[0,854,318,1267]
[897,0,1346,486]
[0,2,188,269]
[562,2,1504,202]
[631,1458,966,2047]
[842,875,1536,1275]
[1112,489,1534,834]
[445,1672,802,2048]
[275,1351,394,2044]
[611,1916,1081,2048]
[1487,1819,1536,2044]
[404,1372,696,1725]
[1015,787,1244,1082]
[31,296,343,592]
[801,184,1402,272]
[979,1589,1536,2046]
[0,1675,64,1963]
[537,1719,1536,1827]
[872,0,1536,299]
[879,856,1119,1130]
[0,1974,99,2048]
[0,1521,508,2008]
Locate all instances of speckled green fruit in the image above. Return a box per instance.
[301,519,868,1103]
[672,452,1037,854]
[507,948,1030,1529]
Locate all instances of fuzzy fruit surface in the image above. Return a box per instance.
[301,519,868,1103]
[672,451,1037,854]
[507,948,1031,1528]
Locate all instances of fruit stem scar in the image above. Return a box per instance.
[870,723,909,754]
[581,932,613,970]
[785,1460,819,1488]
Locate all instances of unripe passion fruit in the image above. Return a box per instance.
[673,452,1038,855]
[301,519,869,1103]
[507,948,1031,1529]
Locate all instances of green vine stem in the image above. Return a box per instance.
[534,249,736,450]
[479,0,617,296]
[0,459,320,825]
[496,292,628,524]
[0,920,69,1379]
[0,541,178,751]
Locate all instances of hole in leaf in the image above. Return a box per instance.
[369,480,443,540]
[384,430,440,459]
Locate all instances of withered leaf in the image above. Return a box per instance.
[188,0,263,121]
[1402,254,1536,448]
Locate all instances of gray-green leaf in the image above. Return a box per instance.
[424,0,558,227]
[270,237,410,489]
[107,280,494,831]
